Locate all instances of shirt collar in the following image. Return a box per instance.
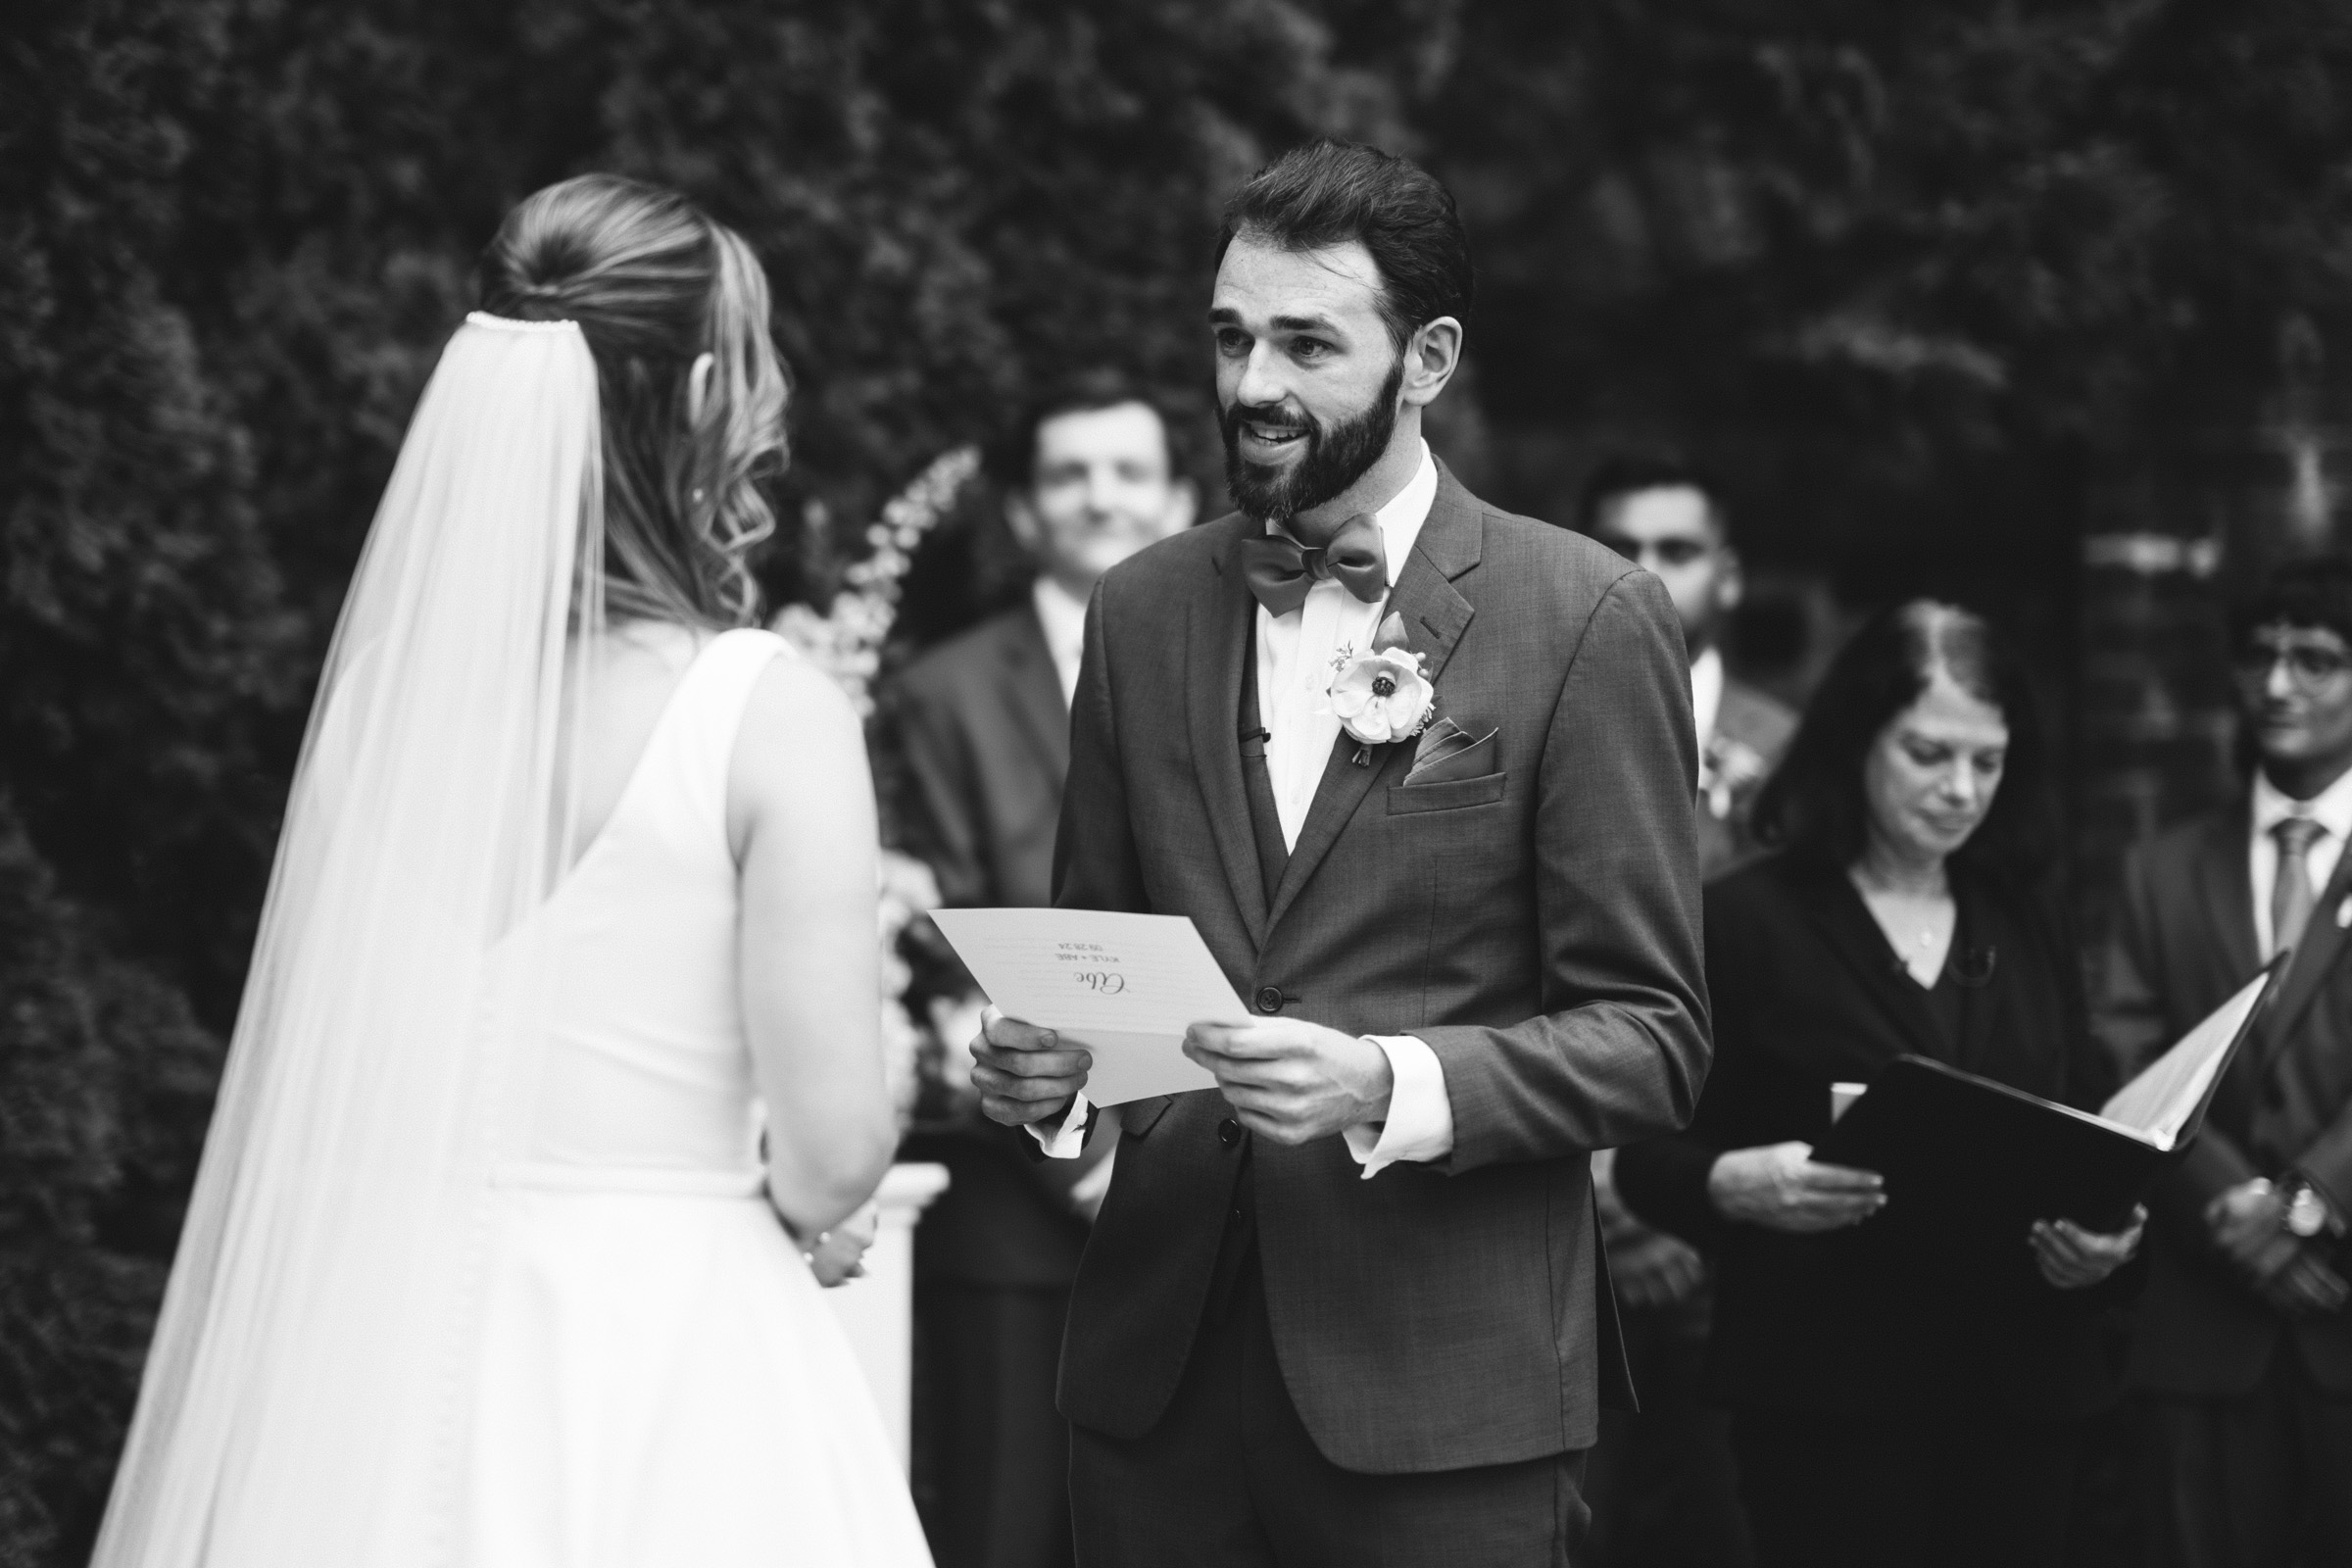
[1030,575,1089,662]
[2252,761,2352,845]
[1690,646,1725,748]
[1265,440,1438,590]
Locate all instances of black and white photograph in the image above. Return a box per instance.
[6,4,2352,1565]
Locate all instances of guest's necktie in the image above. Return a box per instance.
[1239,514,1387,618]
[2273,816,2327,956]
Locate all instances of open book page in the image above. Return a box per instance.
[2098,967,2273,1149]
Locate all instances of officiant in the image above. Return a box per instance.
[892,372,1196,1568]
[1617,601,2142,1568]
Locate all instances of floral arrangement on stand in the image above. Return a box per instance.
[773,446,981,1120]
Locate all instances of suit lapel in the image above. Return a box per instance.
[2191,808,2261,984]
[1002,607,1070,779]
[1263,466,1481,933]
[1191,525,1271,948]
[2256,839,2352,1059]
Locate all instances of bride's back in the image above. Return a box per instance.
[506,624,791,1188]
[559,622,709,870]
[468,176,895,1238]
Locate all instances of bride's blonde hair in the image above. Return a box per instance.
[478,172,787,626]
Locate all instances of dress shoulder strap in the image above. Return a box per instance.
[645,628,791,852]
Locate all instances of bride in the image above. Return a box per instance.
[93,173,933,1567]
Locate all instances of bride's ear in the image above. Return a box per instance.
[687,352,716,423]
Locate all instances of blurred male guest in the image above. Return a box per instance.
[893,372,1196,1568]
[1584,452,1794,873]
[2095,555,2352,1568]
[972,138,1709,1566]
[1578,452,1789,1565]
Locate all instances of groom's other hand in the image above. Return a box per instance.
[972,1004,1094,1128]
[1185,1019,1395,1146]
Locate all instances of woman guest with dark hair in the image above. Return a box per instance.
[1618,602,2143,1568]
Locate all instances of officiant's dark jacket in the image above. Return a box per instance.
[1051,463,1710,1475]
[2093,803,2352,1396]
[1616,853,2128,1420]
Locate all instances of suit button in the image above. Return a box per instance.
[1255,986,1284,1013]
[1218,1118,1241,1148]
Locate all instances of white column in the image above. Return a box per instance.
[824,1160,951,1469]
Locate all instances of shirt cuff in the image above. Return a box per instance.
[1343,1035,1454,1178]
[1067,1143,1116,1214]
[1026,1091,1093,1160]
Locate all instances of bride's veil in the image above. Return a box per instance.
[92,312,605,1565]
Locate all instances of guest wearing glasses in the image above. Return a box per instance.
[2094,556,2352,1568]
[1575,453,1788,1568]
[1618,602,2142,1568]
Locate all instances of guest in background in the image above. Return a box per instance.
[1578,452,1791,1568]
[1584,452,1795,872]
[892,372,1197,1568]
[2094,556,2352,1568]
[1618,602,2142,1568]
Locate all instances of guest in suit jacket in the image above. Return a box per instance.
[2092,556,2352,1568]
[893,373,1196,1568]
[1576,451,1796,1568]
[1619,602,2143,1568]
[973,139,1711,1566]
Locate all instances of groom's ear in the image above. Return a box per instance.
[1400,317,1463,410]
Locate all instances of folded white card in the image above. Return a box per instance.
[927,908,1248,1105]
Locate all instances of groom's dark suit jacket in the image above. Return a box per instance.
[1051,463,1711,1476]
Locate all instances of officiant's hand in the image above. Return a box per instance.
[1706,1142,1886,1233]
[2029,1208,2143,1290]
[1182,1019,1393,1146]
[971,1004,1093,1128]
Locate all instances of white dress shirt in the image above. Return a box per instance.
[1690,645,1724,753]
[1030,576,1089,710]
[1034,443,1455,1178]
[2249,764,2352,956]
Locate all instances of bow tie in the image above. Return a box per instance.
[1239,514,1388,618]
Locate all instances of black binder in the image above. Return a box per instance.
[1812,962,2279,1253]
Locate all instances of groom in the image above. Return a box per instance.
[975,139,1709,1563]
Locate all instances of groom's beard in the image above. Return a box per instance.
[1220,357,1405,531]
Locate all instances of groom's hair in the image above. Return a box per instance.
[1215,139,1474,353]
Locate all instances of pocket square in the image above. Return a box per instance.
[1405,718,1499,785]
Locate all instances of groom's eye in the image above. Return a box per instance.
[1291,338,1332,361]
[1213,328,1250,355]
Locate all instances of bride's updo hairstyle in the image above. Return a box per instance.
[478,172,787,626]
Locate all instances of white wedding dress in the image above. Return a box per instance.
[456,626,931,1567]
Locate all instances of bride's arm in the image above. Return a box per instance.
[730,655,899,1239]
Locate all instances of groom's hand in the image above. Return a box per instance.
[971,1004,1093,1129]
[1184,1019,1394,1147]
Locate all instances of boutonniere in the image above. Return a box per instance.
[1331,612,1435,763]
[1699,734,1770,820]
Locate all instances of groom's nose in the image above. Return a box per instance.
[1231,341,1296,412]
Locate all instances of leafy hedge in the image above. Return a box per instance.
[11,1,2352,1560]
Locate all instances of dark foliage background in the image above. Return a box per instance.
[7,0,2352,1558]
